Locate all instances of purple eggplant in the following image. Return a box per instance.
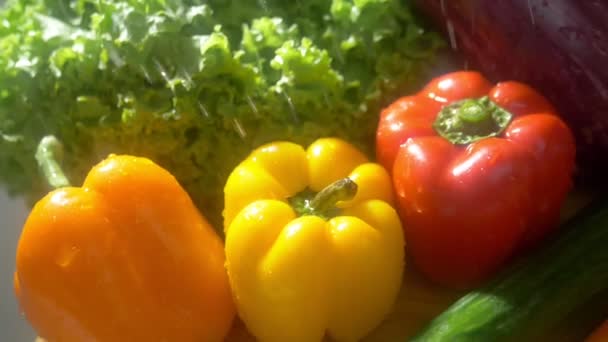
[414,0,608,185]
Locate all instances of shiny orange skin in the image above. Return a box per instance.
[587,320,608,342]
[377,71,576,288]
[14,155,235,342]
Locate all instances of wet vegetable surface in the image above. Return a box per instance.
[414,0,608,186]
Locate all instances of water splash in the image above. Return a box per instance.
[527,0,536,26]
[198,101,211,118]
[55,245,80,268]
[331,43,344,64]
[153,58,171,83]
[446,20,458,51]
[0,132,22,143]
[282,91,299,123]
[105,43,125,68]
[572,55,608,101]
[140,65,153,84]
[179,67,194,90]
[245,94,260,118]
[322,90,331,107]
[232,118,247,139]
[258,0,269,13]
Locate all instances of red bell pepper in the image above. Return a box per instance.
[376,71,576,288]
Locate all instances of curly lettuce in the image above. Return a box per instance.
[0,0,444,229]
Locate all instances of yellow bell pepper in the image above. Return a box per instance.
[223,138,405,342]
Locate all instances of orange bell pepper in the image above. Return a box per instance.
[14,136,235,342]
[587,320,608,342]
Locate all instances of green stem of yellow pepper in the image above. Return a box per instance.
[297,177,357,218]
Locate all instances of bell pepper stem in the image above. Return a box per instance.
[35,135,71,189]
[308,177,358,215]
[433,96,513,145]
[457,99,491,123]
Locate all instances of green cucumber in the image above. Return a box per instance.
[410,196,608,341]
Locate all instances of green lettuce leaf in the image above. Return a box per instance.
[0,0,444,230]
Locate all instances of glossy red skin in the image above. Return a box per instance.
[377,71,576,288]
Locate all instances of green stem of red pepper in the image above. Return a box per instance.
[290,178,358,219]
[35,135,71,189]
[433,96,513,145]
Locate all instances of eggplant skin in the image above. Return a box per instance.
[414,0,608,186]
